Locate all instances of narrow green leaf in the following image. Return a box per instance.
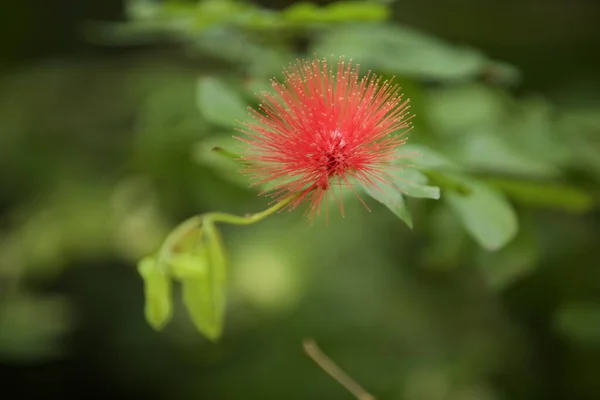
[445,176,518,251]
[181,221,227,341]
[196,76,249,128]
[138,257,173,330]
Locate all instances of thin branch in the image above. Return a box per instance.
[303,338,375,400]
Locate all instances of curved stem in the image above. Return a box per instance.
[204,193,299,226]
[156,215,202,273]
[156,193,302,272]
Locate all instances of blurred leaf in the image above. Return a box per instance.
[138,257,173,330]
[181,220,227,341]
[282,2,321,24]
[238,8,283,30]
[559,108,600,180]
[313,24,514,82]
[244,74,276,98]
[193,0,249,28]
[0,295,71,363]
[193,28,291,78]
[324,1,390,22]
[398,144,459,170]
[484,178,593,213]
[555,303,600,347]
[196,76,249,128]
[457,130,560,178]
[427,84,506,136]
[134,74,209,159]
[477,213,539,290]
[482,60,521,86]
[126,0,162,21]
[284,1,390,25]
[446,176,518,251]
[507,97,572,167]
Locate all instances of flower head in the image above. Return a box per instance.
[237,57,412,219]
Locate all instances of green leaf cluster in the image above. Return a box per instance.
[138,217,227,341]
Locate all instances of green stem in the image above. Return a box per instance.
[156,215,203,274]
[205,193,299,226]
[156,193,301,272]
[153,145,302,272]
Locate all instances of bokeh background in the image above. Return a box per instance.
[2,0,600,399]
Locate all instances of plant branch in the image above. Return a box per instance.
[303,338,375,400]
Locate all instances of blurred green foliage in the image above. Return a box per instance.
[2,0,600,399]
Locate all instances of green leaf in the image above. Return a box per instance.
[363,166,440,228]
[394,168,441,200]
[313,24,495,82]
[445,176,518,251]
[484,178,594,213]
[181,220,227,341]
[169,252,208,280]
[138,256,173,330]
[196,76,249,128]
[365,184,413,228]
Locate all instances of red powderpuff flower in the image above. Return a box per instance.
[236,57,413,219]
